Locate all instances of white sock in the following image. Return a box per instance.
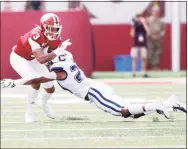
[26,87,39,111]
[144,111,154,115]
[128,102,158,116]
[128,104,144,115]
[162,100,172,109]
[40,91,53,105]
[128,102,159,115]
[144,100,171,115]
[144,102,159,112]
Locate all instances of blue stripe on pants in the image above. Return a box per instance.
[88,91,121,113]
[90,87,123,108]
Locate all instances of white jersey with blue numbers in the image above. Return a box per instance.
[50,62,92,98]
[49,51,127,117]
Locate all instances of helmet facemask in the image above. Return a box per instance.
[43,24,62,41]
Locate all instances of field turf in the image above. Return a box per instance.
[1,78,186,148]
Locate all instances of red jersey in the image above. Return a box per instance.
[14,26,62,60]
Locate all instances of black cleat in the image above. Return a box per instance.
[168,95,187,113]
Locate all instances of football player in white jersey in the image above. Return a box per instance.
[1,51,187,120]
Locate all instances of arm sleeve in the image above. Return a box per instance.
[28,37,41,51]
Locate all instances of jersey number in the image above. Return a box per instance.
[70,65,83,83]
[33,33,40,40]
[58,54,67,62]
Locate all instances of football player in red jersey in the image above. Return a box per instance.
[8,13,71,123]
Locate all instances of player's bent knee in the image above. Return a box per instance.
[44,86,55,94]
[31,83,40,90]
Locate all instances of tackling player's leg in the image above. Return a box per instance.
[131,94,187,119]
[87,87,170,119]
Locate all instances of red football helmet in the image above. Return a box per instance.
[40,13,62,41]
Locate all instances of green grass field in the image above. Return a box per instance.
[1,78,186,148]
[92,70,186,78]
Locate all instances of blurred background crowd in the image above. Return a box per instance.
[1,1,186,78]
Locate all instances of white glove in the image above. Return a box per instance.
[54,39,72,55]
[61,39,72,47]
[1,79,16,88]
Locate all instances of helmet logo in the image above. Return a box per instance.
[41,14,50,23]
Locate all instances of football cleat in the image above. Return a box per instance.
[168,94,187,113]
[25,110,35,123]
[155,101,170,119]
[1,79,16,88]
[35,97,55,119]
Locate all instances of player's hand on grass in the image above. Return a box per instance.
[1,79,16,88]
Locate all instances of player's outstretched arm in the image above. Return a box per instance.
[1,71,67,88]
[33,48,56,64]
[31,39,72,64]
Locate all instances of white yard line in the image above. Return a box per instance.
[1,135,185,141]
[2,118,186,124]
[0,101,153,106]
[1,109,174,113]
[2,99,89,104]
[1,122,25,124]
[2,109,100,112]
[1,126,184,132]
[1,91,185,99]
[1,94,75,98]
[1,121,185,125]
[1,98,172,105]
[1,98,152,103]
